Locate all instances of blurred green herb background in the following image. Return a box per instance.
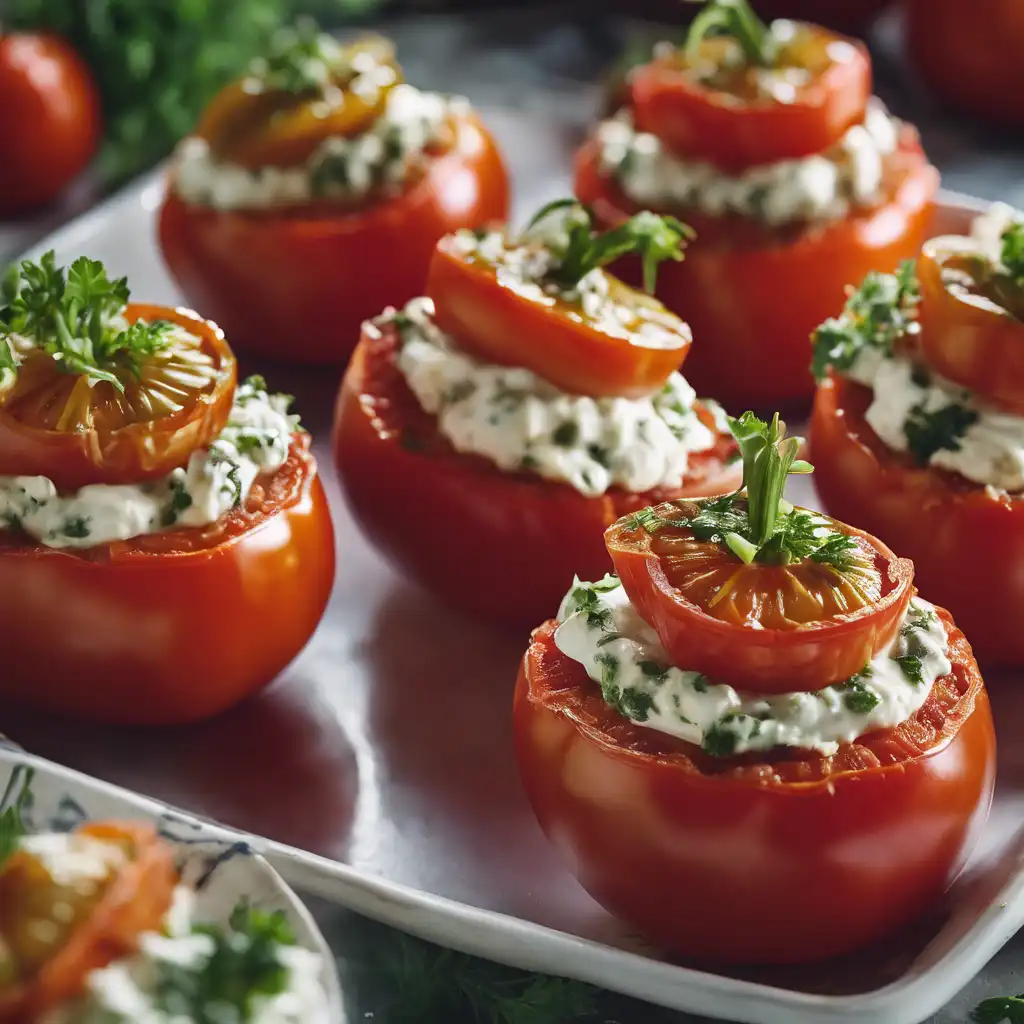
[1,0,383,187]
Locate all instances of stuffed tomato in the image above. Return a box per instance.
[574,0,937,411]
[159,26,509,365]
[333,200,740,625]
[0,253,334,725]
[811,203,1024,666]
[0,812,329,1022]
[514,411,995,964]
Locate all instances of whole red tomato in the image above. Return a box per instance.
[575,127,938,412]
[0,34,100,216]
[159,113,510,365]
[514,613,995,964]
[0,436,335,725]
[333,322,739,627]
[811,374,1024,668]
[906,0,1024,128]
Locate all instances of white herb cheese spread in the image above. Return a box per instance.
[0,378,298,550]
[555,575,950,757]
[380,296,720,497]
[173,84,466,210]
[596,99,899,226]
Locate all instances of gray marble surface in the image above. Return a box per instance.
[2,8,1022,1023]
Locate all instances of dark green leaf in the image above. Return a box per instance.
[893,654,924,685]
[0,767,33,869]
[973,995,1024,1024]
[684,0,777,67]
[904,399,978,463]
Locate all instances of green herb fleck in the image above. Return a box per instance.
[1001,223,1024,286]
[840,671,880,714]
[692,674,709,693]
[162,478,194,527]
[248,20,347,95]
[684,0,778,67]
[904,400,978,463]
[893,654,924,686]
[702,722,739,757]
[552,421,579,447]
[0,767,33,870]
[972,994,1024,1024]
[62,517,91,540]
[638,661,669,682]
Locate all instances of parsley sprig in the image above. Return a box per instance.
[155,905,296,1023]
[249,19,347,94]
[0,767,33,870]
[0,251,173,392]
[1001,223,1024,286]
[811,262,920,380]
[524,199,694,295]
[684,0,778,68]
[626,411,858,569]
[973,994,1024,1024]
[904,398,978,463]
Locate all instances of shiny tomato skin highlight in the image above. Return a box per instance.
[0,436,335,725]
[811,373,1024,668]
[514,615,995,964]
[158,113,510,365]
[333,321,740,626]
[574,128,938,412]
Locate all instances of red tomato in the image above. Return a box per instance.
[606,499,913,692]
[0,304,236,490]
[0,435,335,725]
[514,613,995,964]
[333,321,740,626]
[0,822,176,1020]
[906,0,1024,129]
[917,237,1024,413]
[575,127,938,412]
[426,233,691,398]
[631,25,870,171]
[158,113,510,365]
[0,35,100,216]
[750,0,893,35]
[811,373,1024,667]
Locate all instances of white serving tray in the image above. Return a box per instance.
[2,160,1022,1024]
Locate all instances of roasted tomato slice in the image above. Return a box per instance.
[514,614,995,964]
[606,497,913,691]
[197,33,401,169]
[0,822,176,1020]
[0,302,236,491]
[427,237,691,399]
[918,232,1024,413]
[630,12,870,172]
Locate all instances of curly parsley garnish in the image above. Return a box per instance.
[524,198,694,295]
[626,411,858,570]
[811,261,920,381]
[0,251,173,393]
[0,766,33,870]
[155,905,297,1024]
[684,0,778,67]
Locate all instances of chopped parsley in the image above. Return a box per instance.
[903,398,978,463]
[1001,222,1024,287]
[62,517,91,540]
[523,198,694,295]
[248,20,349,95]
[685,0,778,67]
[0,767,32,871]
[839,671,880,714]
[0,252,173,392]
[702,714,761,756]
[893,654,924,686]
[154,905,297,1024]
[162,478,194,527]
[638,661,670,682]
[552,421,579,447]
[811,262,920,380]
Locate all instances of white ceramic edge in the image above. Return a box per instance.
[7,182,1017,1024]
[0,746,344,1023]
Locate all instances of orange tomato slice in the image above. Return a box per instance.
[0,303,236,491]
[606,498,914,693]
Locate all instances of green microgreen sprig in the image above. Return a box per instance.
[684,0,779,67]
[524,199,694,295]
[0,251,173,393]
[0,767,33,870]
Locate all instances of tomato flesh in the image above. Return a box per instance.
[918,237,1024,412]
[606,499,914,692]
[426,233,691,398]
[333,321,739,625]
[514,614,995,964]
[0,823,176,1020]
[0,304,236,491]
[630,23,871,172]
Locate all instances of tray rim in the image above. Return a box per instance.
[7,183,1016,1024]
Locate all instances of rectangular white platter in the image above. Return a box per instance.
[2,100,1023,1024]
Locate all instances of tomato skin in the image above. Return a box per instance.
[514,615,995,964]
[333,322,740,626]
[0,822,176,1020]
[917,240,1024,413]
[0,35,100,216]
[0,304,236,491]
[811,374,1024,668]
[0,436,335,725]
[574,128,938,412]
[158,113,510,365]
[630,28,871,172]
[906,0,1024,129]
[427,235,691,398]
[606,505,914,692]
